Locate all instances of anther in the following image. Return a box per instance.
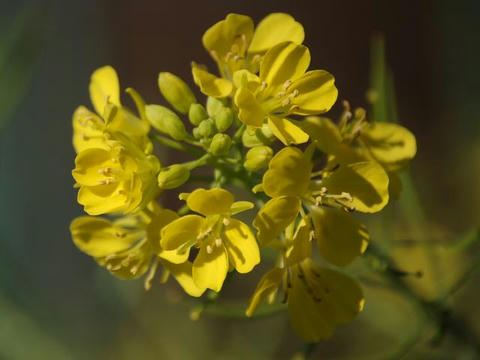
[281,97,291,107]
[130,266,139,275]
[98,178,116,185]
[259,81,268,92]
[282,80,292,90]
[215,238,222,247]
[115,232,126,238]
[291,89,299,97]
[206,245,213,254]
[222,218,230,226]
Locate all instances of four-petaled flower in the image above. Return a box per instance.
[160,188,260,292]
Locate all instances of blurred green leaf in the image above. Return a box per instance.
[0,3,51,130]
[0,295,74,360]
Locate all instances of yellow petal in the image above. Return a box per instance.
[360,122,417,171]
[299,116,341,154]
[70,216,142,258]
[160,215,204,252]
[249,13,304,54]
[230,201,254,215]
[322,161,389,213]
[232,69,260,91]
[262,147,312,198]
[311,206,369,266]
[253,196,301,246]
[290,70,338,115]
[202,14,254,61]
[267,117,309,145]
[288,260,364,342]
[89,65,120,115]
[285,218,312,266]
[234,87,265,127]
[246,267,284,317]
[192,63,233,98]
[77,183,135,216]
[223,219,260,273]
[162,260,206,297]
[72,106,108,153]
[260,42,310,96]
[186,188,234,216]
[193,243,229,292]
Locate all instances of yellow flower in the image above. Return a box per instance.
[233,42,338,145]
[200,13,304,84]
[300,108,416,198]
[246,220,364,341]
[160,188,260,292]
[73,66,150,154]
[72,134,160,216]
[254,146,389,266]
[70,204,205,297]
[301,109,417,172]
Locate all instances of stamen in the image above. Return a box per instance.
[281,97,291,107]
[282,80,292,90]
[222,218,230,226]
[98,178,116,185]
[215,238,222,247]
[130,265,139,275]
[206,245,213,254]
[144,258,159,291]
[259,81,268,92]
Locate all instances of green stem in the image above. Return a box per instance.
[367,244,480,357]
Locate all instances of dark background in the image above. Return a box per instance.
[1,0,480,359]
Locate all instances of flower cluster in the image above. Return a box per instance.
[70,13,416,342]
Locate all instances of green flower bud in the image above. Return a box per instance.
[242,124,275,147]
[192,126,203,140]
[196,118,216,138]
[188,103,208,126]
[209,133,232,156]
[206,96,226,117]
[145,104,187,141]
[244,146,274,171]
[158,72,196,114]
[157,164,190,189]
[214,107,234,132]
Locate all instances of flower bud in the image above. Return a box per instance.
[188,103,208,126]
[209,133,232,156]
[206,96,227,117]
[196,118,216,138]
[242,124,275,147]
[158,72,196,114]
[145,104,187,141]
[244,146,274,171]
[214,107,234,132]
[157,164,190,189]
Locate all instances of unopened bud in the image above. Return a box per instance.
[157,164,190,189]
[242,124,275,148]
[145,104,187,141]
[209,133,232,156]
[206,96,227,117]
[196,118,216,138]
[188,103,208,126]
[214,107,234,132]
[244,146,273,171]
[158,72,196,114]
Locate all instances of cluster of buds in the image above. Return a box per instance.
[70,13,416,342]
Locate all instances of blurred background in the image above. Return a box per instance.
[1,0,480,359]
